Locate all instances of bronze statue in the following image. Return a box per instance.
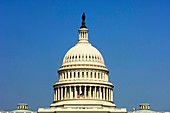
[80,12,87,28]
[82,12,85,22]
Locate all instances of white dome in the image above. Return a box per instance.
[62,41,105,66]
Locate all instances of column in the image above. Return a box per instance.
[67,86,68,98]
[54,90,56,101]
[69,86,71,99]
[111,89,112,101]
[61,87,63,100]
[58,87,60,100]
[98,87,100,100]
[56,89,58,101]
[97,87,99,99]
[109,88,110,101]
[110,88,112,101]
[107,88,110,100]
[88,86,90,99]
[67,86,70,99]
[93,87,95,99]
[99,87,102,100]
[106,88,108,100]
[80,86,82,94]
[79,86,81,95]
[108,88,110,101]
[97,87,100,99]
[76,86,78,98]
[94,86,96,99]
[64,86,66,99]
[103,87,105,100]
[89,86,91,99]
[111,89,113,101]
[85,86,86,99]
[74,86,76,99]
[71,86,73,99]
[68,72,70,80]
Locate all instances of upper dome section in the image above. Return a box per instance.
[62,13,105,67]
[63,41,105,65]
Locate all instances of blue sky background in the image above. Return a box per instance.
[0,0,170,111]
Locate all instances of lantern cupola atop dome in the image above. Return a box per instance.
[78,12,89,43]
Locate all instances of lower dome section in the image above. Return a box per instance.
[50,99,116,108]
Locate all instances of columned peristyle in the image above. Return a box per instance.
[53,85,113,101]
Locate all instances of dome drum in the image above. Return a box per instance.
[57,69,109,82]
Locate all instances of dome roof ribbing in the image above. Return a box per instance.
[62,41,105,66]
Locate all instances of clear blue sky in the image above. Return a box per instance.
[0,0,170,111]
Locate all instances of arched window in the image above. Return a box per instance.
[78,72,80,78]
[86,72,88,78]
[70,72,72,78]
[75,55,77,61]
[74,72,76,78]
[91,72,93,78]
[94,72,96,78]
[82,72,84,78]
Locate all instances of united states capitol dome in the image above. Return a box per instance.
[38,13,127,113]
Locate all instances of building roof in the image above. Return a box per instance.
[11,109,34,112]
[135,110,156,113]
